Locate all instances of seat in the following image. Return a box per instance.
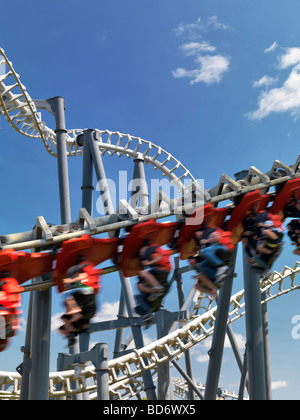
[119,220,177,277]
[269,178,300,219]
[226,190,271,243]
[178,203,228,260]
[53,234,119,293]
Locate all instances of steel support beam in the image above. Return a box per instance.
[46,96,72,224]
[262,290,272,400]
[204,246,238,400]
[130,154,149,209]
[86,129,114,216]
[242,248,267,400]
[78,132,94,216]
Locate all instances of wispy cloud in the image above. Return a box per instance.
[174,16,229,39]
[272,380,288,390]
[248,44,300,120]
[180,42,217,55]
[279,47,300,69]
[264,41,279,54]
[252,75,278,88]
[172,16,230,86]
[173,54,230,85]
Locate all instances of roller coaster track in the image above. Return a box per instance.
[172,378,241,400]
[1,48,300,400]
[0,261,299,399]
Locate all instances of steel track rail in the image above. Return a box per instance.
[0,261,299,399]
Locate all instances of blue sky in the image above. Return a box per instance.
[1,0,300,400]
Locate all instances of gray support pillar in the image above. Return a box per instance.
[238,345,249,400]
[262,291,272,400]
[87,129,114,216]
[47,96,71,224]
[95,343,110,400]
[19,293,33,400]
[242,248,267,400]
[204,246,238,400]
[19,97,71,400]
[78,133,94,216]
[156,310,173,400]
[130,154,149,209]
[118,273,157,400]
[28,273,52,400]
[174,256,195,400]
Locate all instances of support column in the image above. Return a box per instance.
[262,291,272,400]
[156,310,174,400]
[86,129,114,216]
[204,246,237,400]
[27,273,52,400]
[47,96,71,224]
[242,248,267,400]
[95,343,110,400]
[130,154,149,209]
[78,132,94,216]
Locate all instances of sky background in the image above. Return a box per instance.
[1,0,300,400]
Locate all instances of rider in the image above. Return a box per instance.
[287,219,300,255]
[137,240,169,301]
[191,227,233,299]
[248,218,284,270]
[59,262,98,345]
[135,241,171,317]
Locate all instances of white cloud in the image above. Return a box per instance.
[248,44,300,120]
[180,42,216,56]
[92,301,120,322]
[224,333,246,349]
[248,63,300,120]
[253,75,278,88]
[264,42,279,54]
[272,380,288,390]
[196,353,210,363]
[279,47,300,69]
[173,54,229,85]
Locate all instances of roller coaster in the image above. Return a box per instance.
[0,47,300,401]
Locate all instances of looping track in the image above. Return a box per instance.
[1,47,300,400]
